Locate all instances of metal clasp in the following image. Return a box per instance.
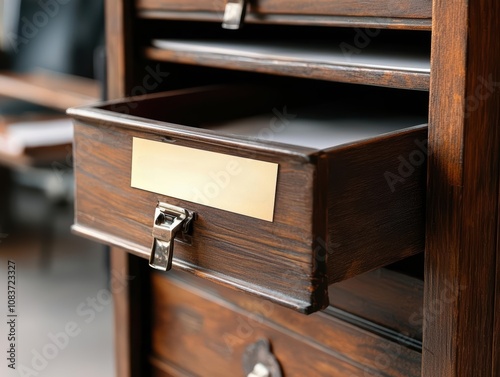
[222,0,247,30]
[149,202,196,271]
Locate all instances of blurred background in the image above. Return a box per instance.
[0,1,114,376]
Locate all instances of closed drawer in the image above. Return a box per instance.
[149,270,421,377]
[68,85,427,313]
[136,0,432,23]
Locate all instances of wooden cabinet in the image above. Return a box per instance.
[70,0,500,376]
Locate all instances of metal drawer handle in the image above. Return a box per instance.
[149,202,195,271]
[247,363,270,377]
[243,339,282,377]
[222,0,247,30]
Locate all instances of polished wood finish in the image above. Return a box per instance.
[139,10,432,30]
[145,44,430,91]
[423,0,500,375]
[0,71,99,111]
[83,0,500,375]
[150,270,421,377]
[137,0,431,22]
[70,86,426,313]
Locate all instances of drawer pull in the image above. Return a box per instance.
[242,339,282,377]
[222,0,247,30]
[149,202,196,271]
[247,363,270,377]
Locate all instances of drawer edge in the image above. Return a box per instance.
[72,223,319,313]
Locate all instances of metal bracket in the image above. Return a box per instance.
[149,202,196,271]
[222,0,247,30]
[242,339,283,377]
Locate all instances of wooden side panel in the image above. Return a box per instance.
[136,0,431,19]
[424,0,500,375]
[150,271,422,377]
[326,126,427,283]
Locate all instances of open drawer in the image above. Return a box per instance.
[68,85,427,313]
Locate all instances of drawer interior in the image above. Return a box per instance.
[100,83,428,150]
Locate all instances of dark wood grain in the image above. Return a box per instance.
[423,0,500,375]
[145,46,430,91]
[326,126,427,283]
[0,71,99,111]
[150,270,421,377]
[139,10,432,30]
[136,0,431,20]
[70,87,426,313]
[106,0,136,100]
[105,2,146,377]
[110,249,132,377]
[330,268,423,340]
[495,236,500,377]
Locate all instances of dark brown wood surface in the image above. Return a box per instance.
[137,0,431,21]
[424,0,500,375]
[150,270,421,377]
[330,268,423,340]
[326,125,426,283]
[145,46,430,91]
[70,87,426,313]
[104,2,146,377]
[0,71,99,111]
[139,10,431,30]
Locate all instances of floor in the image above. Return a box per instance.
[0,183,115,377]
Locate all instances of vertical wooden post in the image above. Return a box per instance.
[105,1,148,377]
[424,0,500,375]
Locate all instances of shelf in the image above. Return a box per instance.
[147,39,430,90]
[0,71,100,112]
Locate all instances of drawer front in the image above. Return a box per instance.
[71,98,326,313]
[150,271,421,377]
[136,0,432,21]
[69,86,426,313]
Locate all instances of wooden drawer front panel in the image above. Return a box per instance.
[69,86,426,313]
[137,0,431,21]
[150,271,421,377]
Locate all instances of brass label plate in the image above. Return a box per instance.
[131,138,278,222]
